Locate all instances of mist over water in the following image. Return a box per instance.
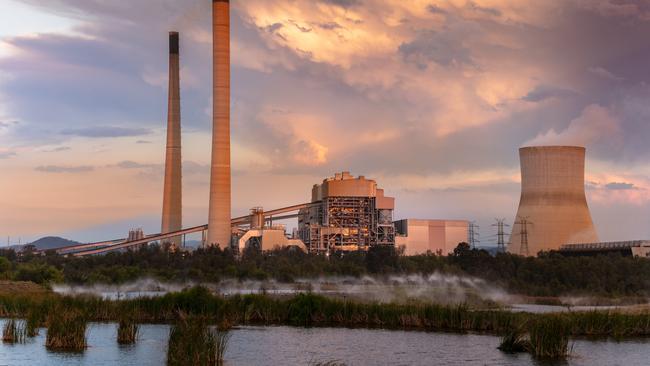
[52,273,518,305]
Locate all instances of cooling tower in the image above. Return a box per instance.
[508,146,598,256]
[161,31,182,248]
[207,0,232,247]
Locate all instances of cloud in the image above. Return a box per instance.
[43,146,71,152]
[0,151,16,159]
[521,84,576,102]
[588,66,624,81]
[605,182,637,190]
[114,160,158,169]
[524,104,621,147]
[135,140,152,144]
[35,165,94,173]
[61,126,152,138]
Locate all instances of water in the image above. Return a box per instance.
[1,320,649,365]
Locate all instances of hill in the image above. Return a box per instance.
[28,236,79,250]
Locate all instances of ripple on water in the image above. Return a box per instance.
[0,320,649,365]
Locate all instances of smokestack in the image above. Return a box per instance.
[207,0,231,247]
[508,146,598,256]
[161,31,182,248]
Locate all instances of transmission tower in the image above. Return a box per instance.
[514,216,532,256]
[492,218,510,253]
[468,221,480,249]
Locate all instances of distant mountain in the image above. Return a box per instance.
[27,236,80,250]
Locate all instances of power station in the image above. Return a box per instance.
[298,172,396,253]
[33,1,650,260]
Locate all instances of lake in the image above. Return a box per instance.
[1,320,649,365]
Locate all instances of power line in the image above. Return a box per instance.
[468,221,480,249]
[492,218,510,253]
[514,216,532,256]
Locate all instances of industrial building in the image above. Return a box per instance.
[509,146,599,256]
[395,219,469,256]
[559,241,650,258]
[297,172,396,253]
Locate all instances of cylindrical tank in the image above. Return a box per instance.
[508,146,598,256]
[250,207,265,229]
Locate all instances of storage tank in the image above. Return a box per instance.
[508,146,598,256]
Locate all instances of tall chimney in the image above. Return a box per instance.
[207,0,231,247]
[161,31,182,248]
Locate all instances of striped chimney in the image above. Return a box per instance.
[207,0,232,247]
[161,31,183,248]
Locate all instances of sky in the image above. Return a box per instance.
[2,0,650,245]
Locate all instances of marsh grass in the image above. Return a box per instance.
[527,316,572,359]
[497,327,528,353]
[117,318,139,345]
[1,288,649,341]
[2,319,25,344]
[45,308,87,352]
[26,309,42,337]
[167,315,230,366]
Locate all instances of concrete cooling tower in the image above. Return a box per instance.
[508,146,598,256]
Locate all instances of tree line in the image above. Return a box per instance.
[1,243,649,298]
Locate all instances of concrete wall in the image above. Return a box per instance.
[396,219,469,255]
[508,146,599,256]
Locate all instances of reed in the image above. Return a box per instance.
[25,309,43,337]
[45,308,88,352]
[1,288,649,340]
[2,319,25,344]
[527,316,572,359]
[497,327,528,353]
[117,318,139,345]
[167,315,229,366]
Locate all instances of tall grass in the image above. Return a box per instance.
[497,327,528,353]
[0,287,649,340]
[527,316,572,359]
[167,315,229,366]
[117,318,139,345]
[25,309,42,337]
[45,308,87,352]
[2,319,25,344]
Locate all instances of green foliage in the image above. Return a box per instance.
[0,257,11,275]
[2,244,650,298]
[14,263,63,285]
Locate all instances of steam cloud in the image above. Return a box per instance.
[524,104,621,147]
[52,274,517,306]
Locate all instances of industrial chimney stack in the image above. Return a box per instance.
[207,0,232,247]
[508,146,598,256]
[161,31,182,248]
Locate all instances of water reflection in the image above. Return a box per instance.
[1,320,648,365]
